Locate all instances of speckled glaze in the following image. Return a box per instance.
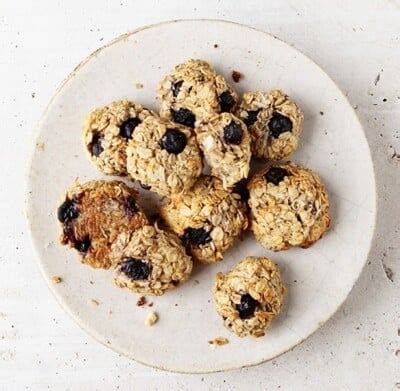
[26,20,376,373]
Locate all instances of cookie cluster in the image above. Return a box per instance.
[57,59,331,337]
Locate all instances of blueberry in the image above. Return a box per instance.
[233,178,249,202]
[223,121,243,145]
[90,134,104,156]
[265,167,289,185]
[268,112,293,138]
[244,109,261,126]
[236,293,259,319]
[119,117,141,139]
[183,227,211,247]
[171,108,195,128]
[171,80,183,97]
[124,196,138,217]
[74,236,91,253]
[160,129,187,154]
[57,198,79,223]
[120,258,151,280]
[219,91,235,112]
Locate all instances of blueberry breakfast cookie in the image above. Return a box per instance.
[248,162,330,251]
[157,59,238,127]
[196,113,251,189]
[214,256,285,337]
[160,176,248,264]
[126,116,203,196]
[83,100,154,175]
[57,180,148,269]
[236,90,303,160]
[111,224,193,296]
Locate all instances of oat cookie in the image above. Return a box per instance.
[196,113,251,189]
[111,225,193,296]
[236,90,303,160]
[214,256,285,337]
[57,180,148,269]
[160,176,248,264]
[83,100,155,175]
[126,116,202,196]
[157,59,238,127]
[248,162,330,251]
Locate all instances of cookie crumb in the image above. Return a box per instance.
[89,299,99,306]
[319,111,324,115]
[208,337,229,346]
[194,279,200,285]
[135,83,144,89]
[136,296,146,306]
[144,311,158,326]
[148,302,153,307]
[213,43,218,48]
[36,141,46,151]
[232,70,242,83]
[51,276,62,284]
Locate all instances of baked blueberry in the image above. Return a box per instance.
[265,167,289,185]
[124,195,139,216]
[244,109,261,126]
[268,112,293,138]
[89,134,104,157]
[223,121,243,145]
[236,293,259,319]
[171,80,183,97]
[219,91,235,112]
[183,227,212,247]
[171,108,196,128]
[119,117,141,139]
[233,178,249,202]
[74,236,91,253]
[57,198,79,223]
[160,129,187,154]
[120,258,151,280]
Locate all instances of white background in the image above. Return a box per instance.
[1,1,399,389]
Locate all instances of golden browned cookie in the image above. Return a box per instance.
[236,90,303,160]
[248,162,330,251]
[214,256,285,337]
[160,176,248,264]
[157,59,238,128]
[57,180,148,269]
[83,100,155,175]
[111,224,193,296]
[126,116,202,197]
[196,113,251,189]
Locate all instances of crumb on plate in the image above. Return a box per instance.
[137,296,146,306]
[144,311,158,326]
[208,337,229,346]
[51,276,63,284]
[232,70,242,83]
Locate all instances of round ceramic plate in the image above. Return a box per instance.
[26,20,376,373]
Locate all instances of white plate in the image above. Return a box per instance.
[26,20,376,373]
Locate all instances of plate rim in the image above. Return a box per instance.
[25,18,377,374]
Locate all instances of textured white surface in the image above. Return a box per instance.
[1,0,399,389]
